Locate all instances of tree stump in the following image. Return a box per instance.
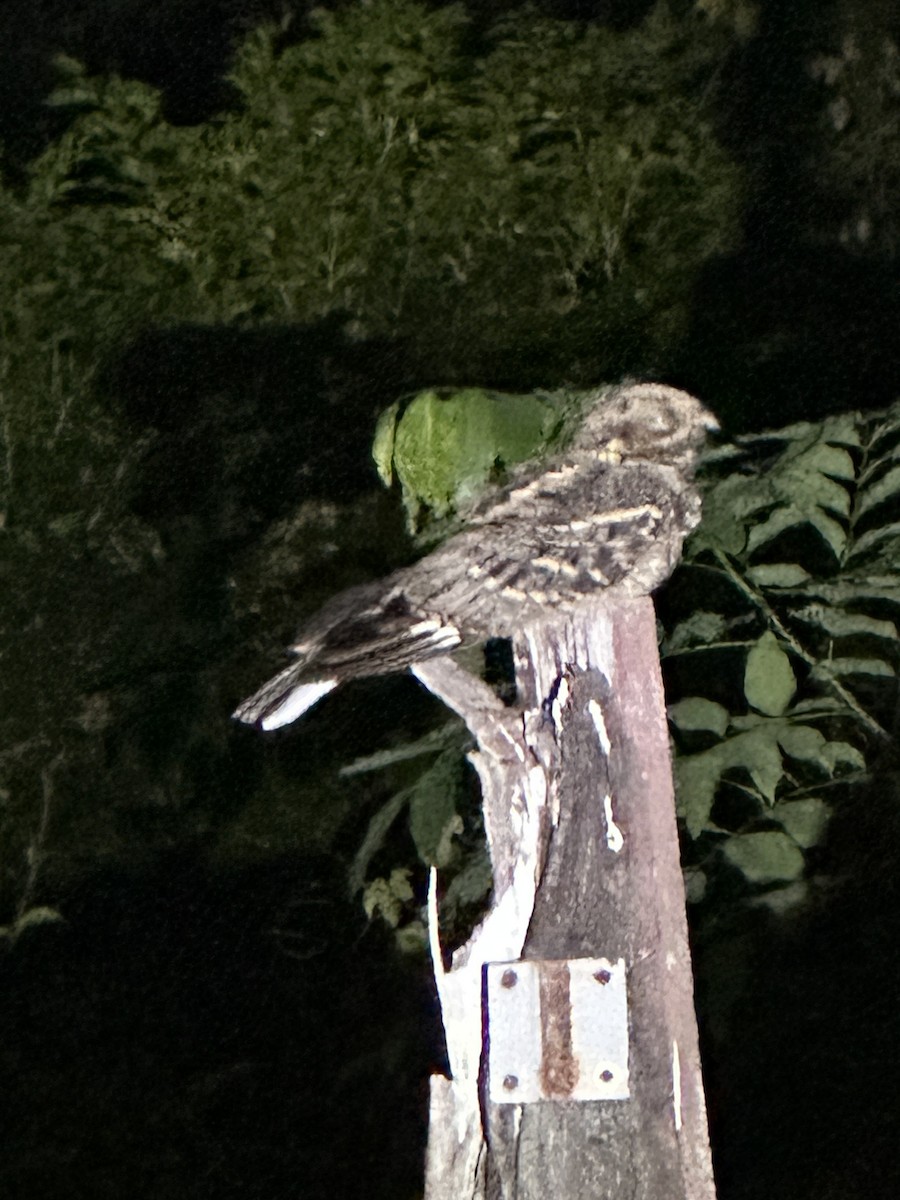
[413,593,716,1200]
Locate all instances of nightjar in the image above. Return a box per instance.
[234,383,717,729]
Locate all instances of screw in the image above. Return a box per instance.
[599,1069,614,1083]
[594,969,611,985]
[503,1074,519,1091]
[501,969,518,988]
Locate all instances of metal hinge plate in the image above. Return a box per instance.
[485,956,629,1104]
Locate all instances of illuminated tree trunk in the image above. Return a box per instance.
[413,594,716,1200]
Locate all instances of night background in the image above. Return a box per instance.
[0,1,898,1197]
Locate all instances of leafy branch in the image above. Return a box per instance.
[662,400,900,900]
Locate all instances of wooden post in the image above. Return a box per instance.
[413,594,716,1200]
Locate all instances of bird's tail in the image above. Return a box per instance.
[232,663,338,730]
[232,581,462,731]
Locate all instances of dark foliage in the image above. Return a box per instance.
[0,852,439,1200]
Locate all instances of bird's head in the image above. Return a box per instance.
[571,383,719,469]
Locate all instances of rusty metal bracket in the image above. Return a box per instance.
[485,957,629,1103]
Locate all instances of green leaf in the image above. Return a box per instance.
[811,657,895,679]
[722,830,806,883]
[746,563,811,587]
[675,726,783,835]
[856,464,900,518]
[775,799,830,848]
[819,412,862,450]
[854,540,900,575]
[744,632,796,716]
[668,697,729,737]
[820,740,865,771]
[664,609,730,652]
[781,440,855,501]
[688,474,769,555]
[747,736,784,803]
[389,388,555,528]
[362,869,415,927]
[797,442,856,483]
[408,752,467,867]
[802,575,900,608]
[747,504,847,559]
[791,605,898,641]
[775,723,827,762]
[848,522,900,560]
[675,753,724,837]
[340,720,466,776]
[440,850,493,920]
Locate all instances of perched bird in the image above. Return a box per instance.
[234,383,717,730]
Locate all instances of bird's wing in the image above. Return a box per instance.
[407,459,697,634]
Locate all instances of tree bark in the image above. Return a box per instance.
[413,594,716,1200]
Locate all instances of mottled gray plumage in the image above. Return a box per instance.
[234,383,716,729]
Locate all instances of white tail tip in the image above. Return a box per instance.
[259,679,338,729]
